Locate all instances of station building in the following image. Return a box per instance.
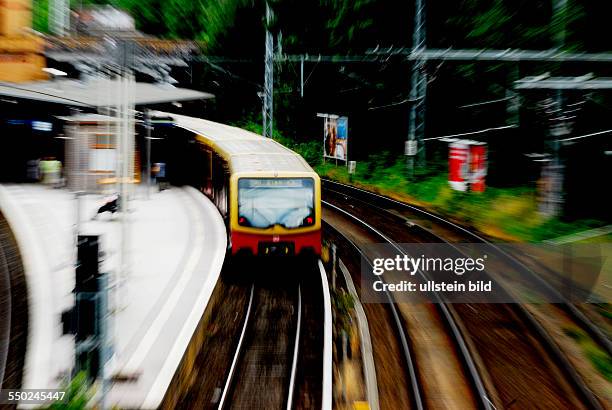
[0,2,212,190]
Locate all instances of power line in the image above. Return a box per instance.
[558,128,612,143]
[423,124,518,141]
[458,96,513,109]
[367,97,411,111]
[199,58,262,89]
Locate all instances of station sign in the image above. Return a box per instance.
[239,178,310,188]
[405,140,417,156]
[348,160,356,174]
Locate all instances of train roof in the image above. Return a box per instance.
[159,112,316,174]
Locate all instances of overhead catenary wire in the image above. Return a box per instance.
[423,124,518,141]
[557,128,612,143]
[367,97,411,111]
[458,96,513,109]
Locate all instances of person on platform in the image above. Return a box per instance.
[153,162,167,191]
[40,157,62,187]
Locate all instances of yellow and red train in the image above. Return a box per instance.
[160,112,321,257]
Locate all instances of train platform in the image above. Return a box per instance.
[0,184,226,408]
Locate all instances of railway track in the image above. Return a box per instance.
[0,211,28,392]
[0,214,10,388]
[324,209,490,410]
[329,223,425,410]
[322,179,606,409]
[323,179,611,356]
[215,260,330,410]
[218,280,300,409]
[162,258,331,410]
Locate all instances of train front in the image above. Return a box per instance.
[229,173,321,256]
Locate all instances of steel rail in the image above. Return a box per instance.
[286,285,302,410]
[217,284,255,410]
[318,260,333,410]
[323,200,492,410]
[0,229,11,389]
[323,219,425,410]
[338,259,380,410]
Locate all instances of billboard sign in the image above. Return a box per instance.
[449,140,469,191]
[469,142,487,192]
[321,114,348,161]
[448,140,488,192]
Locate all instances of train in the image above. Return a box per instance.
[154,112,321,257]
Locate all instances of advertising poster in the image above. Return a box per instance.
[323,115,348,161]
[448,140,488,192]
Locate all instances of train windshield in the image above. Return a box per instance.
[238,178,315,229]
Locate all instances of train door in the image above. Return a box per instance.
[211,153,229,218]
[203,148,213,196]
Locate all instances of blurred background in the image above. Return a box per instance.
[0,1,611,409]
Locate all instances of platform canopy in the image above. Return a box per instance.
[0,78,213,107]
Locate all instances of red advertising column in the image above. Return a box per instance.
[469,142,487,192]
[449,140,469,191]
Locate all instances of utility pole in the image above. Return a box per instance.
[263,2,274,138]
[145,109,152,200]
[49,0,70,35]
[119,43,134,291]
[506,64,520,125]
[406,0,427,176]
[544,0,569,217]
[111,39,134,315]
[300,54,304,98]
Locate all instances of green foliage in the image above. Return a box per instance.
[527,218,604,242]
[322,0,374,48]
[594,304,612,321]
[32,0,49,33]
[315,153,605,243]
[161,0,203,39]
[45,372,94,409]
[564,327,612,381]
[115,0,167,36]
[587,346,612,381]
[332,288,354,333]
[465,0,512,45]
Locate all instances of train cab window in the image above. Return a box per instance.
[238,178,314,229]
